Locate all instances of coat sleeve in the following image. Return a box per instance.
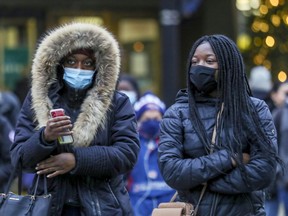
[158,104,234,190]
[70,93,140,178]
[10,91,58,170]
[208,100,278,194]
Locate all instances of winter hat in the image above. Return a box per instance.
[249,66,272,92]
[61,48,95,64]
[134,91,166,120]
[69,48,95,59]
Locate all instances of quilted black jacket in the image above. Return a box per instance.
[158,89,277,216]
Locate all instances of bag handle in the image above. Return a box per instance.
[4,159,48,196]
[32,174,48,196]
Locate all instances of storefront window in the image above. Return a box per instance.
[0,18,36,90]
[118,19,160,94]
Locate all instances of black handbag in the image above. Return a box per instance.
[0,162,52,216]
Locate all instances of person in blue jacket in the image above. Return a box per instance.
[158,34,282,216]
[127,92,175,216]
[10,22,140,216]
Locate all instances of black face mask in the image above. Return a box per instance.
[189,65,217,94]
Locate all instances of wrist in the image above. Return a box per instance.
[41,129,54,145]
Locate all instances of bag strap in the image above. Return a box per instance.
[194,105,223,215]
[170,105,224,215]
[32,174,48,196]
[4,159,48,196]
[168,122,215,209]
[169,191,178,202]
[5,158,20,194]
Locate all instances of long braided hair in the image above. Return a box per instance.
[187,35,281,169]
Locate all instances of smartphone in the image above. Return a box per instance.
[49,108,74,144]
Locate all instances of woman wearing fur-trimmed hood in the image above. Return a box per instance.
[10,22,140,216]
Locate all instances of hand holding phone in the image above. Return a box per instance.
[49,108,74,144]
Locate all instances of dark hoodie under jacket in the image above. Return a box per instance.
[10,23,140,216]
[158,89,277,216]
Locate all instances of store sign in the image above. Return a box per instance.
[4,47,28,90]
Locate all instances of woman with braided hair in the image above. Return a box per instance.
[158,34,281,215]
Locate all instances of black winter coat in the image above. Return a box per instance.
[11,90,139,216]
[158,89,277,216]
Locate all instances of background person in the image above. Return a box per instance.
[158,34,280,216]
[117,74,141,105]
[249,66,273,101]
[0,114,14,192]
[10,22,140,216]
[0,90,21,128]
[127,91,175,216]
[262,81,288,216]
[266,88,288,216]
[265,81,288,113]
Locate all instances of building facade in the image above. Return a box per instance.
[0,0,236,105]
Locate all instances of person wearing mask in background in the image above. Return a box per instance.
[158,34,281,215]
[127,91,175,216]
[117,74,141,105]
[0,114,14,192]
[249,66,273,101]
[265,83,288,216]
[10,22,140,216]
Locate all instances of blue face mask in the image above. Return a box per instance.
[63,67,95,89]
[139,119,161,140]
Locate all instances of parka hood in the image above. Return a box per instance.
[31,22,120,147]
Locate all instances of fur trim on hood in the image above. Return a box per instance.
[31,22,120,147]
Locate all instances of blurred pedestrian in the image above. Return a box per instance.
[117,74,141,105]
[265,81,288,112]
[0,114,14,192]
[265,84,288,216]
[10,22,140,216]
[158,34,281,215]
[249,66,273,101]
[0,90,29,192]
[127,91,175,216]
[0,90,21,128]
[13,75,31,105]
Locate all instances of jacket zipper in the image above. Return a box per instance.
[209,193,219,216]
[107,181,120,206]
